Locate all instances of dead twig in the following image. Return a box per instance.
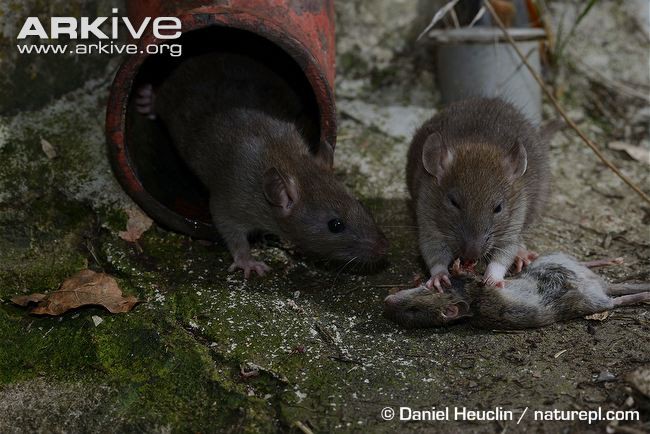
[292,421,314,434]
[484,0,650,205]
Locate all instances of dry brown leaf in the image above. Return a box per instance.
[40,138,57,159]
[11,270,139,316]
[118,207,153,242]
[11,293,46,306]
[608,141,650,165]
[585,311,610,321]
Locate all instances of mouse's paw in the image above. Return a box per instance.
[513,248,538,273]
[425,272,451,293]
[451,258,477,277]
[482,275,505,288]
[483,262,507,288]
[412,272,424,287]
[135,84,157,120]
[228,258,271,279]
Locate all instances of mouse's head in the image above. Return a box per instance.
[383,285,471,329]
[421,134,528,263]
[262,141,388,267]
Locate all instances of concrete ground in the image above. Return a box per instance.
[1,0,648,432]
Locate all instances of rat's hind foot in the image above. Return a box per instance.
[228,258,271,278]
[135,84,156,120]
[512,248,538,273]
[425,271,451,293]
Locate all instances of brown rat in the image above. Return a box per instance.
[406,97,551,290]
[384,252,650,329]
[139,53,388,277]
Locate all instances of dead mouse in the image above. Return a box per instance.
[384,252,650,329]
[406,98,551,290]
[137,53,388,277]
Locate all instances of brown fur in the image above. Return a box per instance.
[154,53,388,267]
[406,98,551,279]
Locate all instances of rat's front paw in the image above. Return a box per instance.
[135,84,156,120]
[425,272,451,293]
[513,248,538,273]
[228,258,271,278]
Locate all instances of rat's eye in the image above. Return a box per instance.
[493,203,503,214]
[447,194,461,209]
[328,218,345,233]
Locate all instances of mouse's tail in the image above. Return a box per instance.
[608,282,650,295]
[581,257,624,268]
[611,292,650,307]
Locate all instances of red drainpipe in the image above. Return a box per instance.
[106,0,336,239]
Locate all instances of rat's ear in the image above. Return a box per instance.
[505,141,527,180]
[313,139,334,170]
[442,300,471,321]
[422,133,453,183]
[263,167,299,216]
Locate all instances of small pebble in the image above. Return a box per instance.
[595,370,616,382]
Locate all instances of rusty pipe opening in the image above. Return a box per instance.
[106,2,336,239]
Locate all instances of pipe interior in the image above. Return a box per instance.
[126,26,321,225]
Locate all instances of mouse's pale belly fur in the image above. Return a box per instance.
[471,253,613,329]
[383,252,621,330]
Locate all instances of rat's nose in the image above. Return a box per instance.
[383,295,399,310]
[462,241,482,263]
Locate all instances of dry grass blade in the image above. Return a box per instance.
[417,0,461,41]
[608,142,650,165]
